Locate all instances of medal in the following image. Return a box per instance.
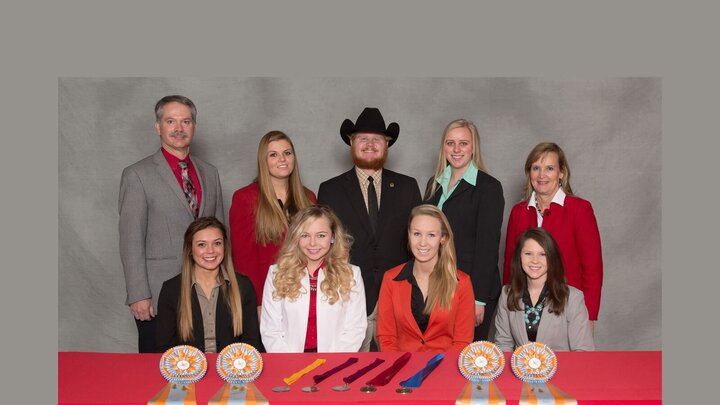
[396,353,444,394]
[271,358,326,392]
[301,357,358,393]
[360,352,411,393]
[331,358,385,392]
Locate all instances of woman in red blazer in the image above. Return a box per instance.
[229,131,316,315]
[503,142,603,329]
[377,204,475,352]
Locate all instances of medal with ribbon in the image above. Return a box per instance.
[271,358,326,392]
[396,353,444,394]
[301,357,359,392]
[331,358,385,391]
[511,342,577,405]
[209,343,267,405]
[149,345,207,404]
[360,352,412,393]
[456,341,506,405]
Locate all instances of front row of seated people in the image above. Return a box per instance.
[155,205,593,354]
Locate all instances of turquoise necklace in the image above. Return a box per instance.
[522,284,548,329]
[524,301,544,326]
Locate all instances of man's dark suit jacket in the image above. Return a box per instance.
[318,168,421,315]
[425,170,505,305]
[155,272,263,353]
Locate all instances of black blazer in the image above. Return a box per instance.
[318,168,421,314]
[155,272,262,353]
[425,170,505,303]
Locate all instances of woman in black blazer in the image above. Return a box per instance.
[424,119,504,341]
[155,217,262,353]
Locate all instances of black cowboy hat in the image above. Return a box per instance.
[339,107,400,147]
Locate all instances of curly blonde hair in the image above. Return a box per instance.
[272,205,355,305]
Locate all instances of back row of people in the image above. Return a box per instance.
[119,95,602,353]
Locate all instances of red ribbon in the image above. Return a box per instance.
[365,352,412,387]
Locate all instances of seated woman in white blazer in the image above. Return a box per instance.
[494,227,594,352]
[260,205,367,352]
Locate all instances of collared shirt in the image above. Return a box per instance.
[393,260,430,334]
[161,147,203,209]
[355,166,382,213]
[527,187,566,226]
[191,270,231,353]
[435,162,479,209]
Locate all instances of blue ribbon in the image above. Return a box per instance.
[400,353,444,388]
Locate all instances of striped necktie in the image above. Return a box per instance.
[178,161,198,218]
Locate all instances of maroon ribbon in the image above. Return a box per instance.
[343,358,385,385]
[365,352,412,387]
[312,357,359,385]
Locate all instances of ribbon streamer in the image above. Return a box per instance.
[519,382,577,405]
[343,358,385,384]
[312,357,359,385]
[455,381,505,405]
[148,382,197,404]
[283,358,327,386]
[400,353,444,388]
[365,352,412,387]
[209,382,269,405]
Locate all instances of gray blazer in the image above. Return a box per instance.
[119,149,224,311]
[494,285,595,352]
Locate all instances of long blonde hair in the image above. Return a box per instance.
[522,142,574,201]
[425,119,488,199]
[255,131,314,245]
[409,204,459,313]
[272,205,354,305]
[178,217,243,341]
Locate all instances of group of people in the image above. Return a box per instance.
[119,95,601,356]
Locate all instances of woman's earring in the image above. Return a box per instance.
[331,238,335,244]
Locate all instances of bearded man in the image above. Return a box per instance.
[317,107,421,351]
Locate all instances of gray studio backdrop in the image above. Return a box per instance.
[59,78,660,352]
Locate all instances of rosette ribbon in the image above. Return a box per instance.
[455,341,506,405]
[209,343,267,405]
[511,342,576,405]
[149,345,207,405]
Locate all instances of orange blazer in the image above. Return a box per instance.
[377,261,475,352]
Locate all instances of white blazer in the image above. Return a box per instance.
[260,264,367,352]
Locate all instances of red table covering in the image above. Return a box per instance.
[58,350,661,404]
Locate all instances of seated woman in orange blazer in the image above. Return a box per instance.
[377,204,475,352]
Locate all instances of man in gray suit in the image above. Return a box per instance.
[119,95,224,352]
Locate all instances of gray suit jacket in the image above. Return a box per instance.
[494,285,595,352]
[119,149,224,311]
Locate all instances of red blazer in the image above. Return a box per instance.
[503,195,603,320]
[377,262,475,352]
[229,182,316,302]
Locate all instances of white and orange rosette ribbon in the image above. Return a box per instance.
[455,341,506,405]
[209,343,268,405]
[511,342,576,405]
[149,345,207,404]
